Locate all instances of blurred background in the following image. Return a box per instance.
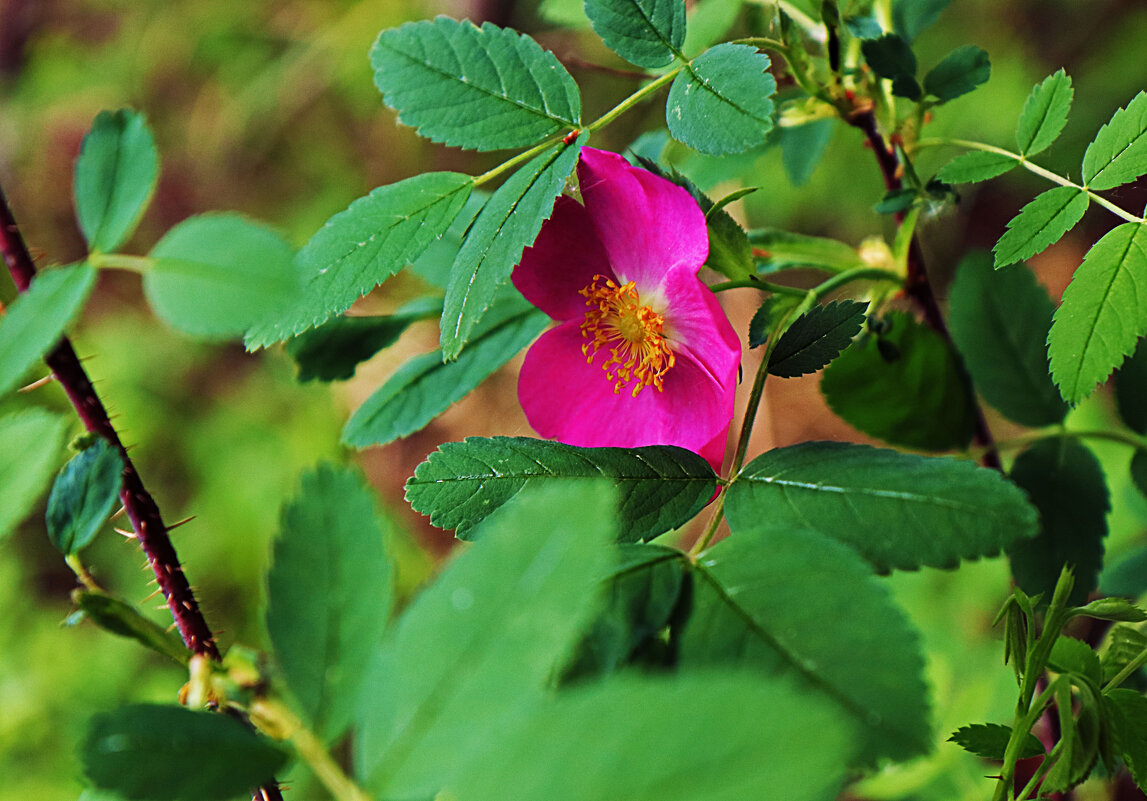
[2,0,1147,798]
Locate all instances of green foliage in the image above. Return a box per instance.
[1105,689,1147,792]
[892,0,949,42]
[923,46,990,103]
[371,18,581,151]
[725,441,1039,571]
[992,186,1089,268]
[1101,627,1147,682]
[45,438,124,556]
[748,295,801,348]
[936,150,1016,183]
[1048,636,1102,683]
[73,591,189,666]
[81,704,287,801]
[1016,69,1073,156]
[779,118,835,186]
[1133,450,1147,499]
[73,109,158,254]
[406,436,716,542]
[949,723,1044,760]
[584,0,685,68]
[0,409,67,542]
[767,300,867,377]
[1114,339,1147,433]
[1082,91,1147,191]
[701,191,755,280]
[861,34,920,99]
[748,228,865,272]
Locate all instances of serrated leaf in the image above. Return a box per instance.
[748,294,801,348]
[1016,69,1074,156]
[923,45,990,102]
[1076,597,1147,623]
[780,118,835,186]
[993,186,1089,268]
[748,228,865,273]
[370,17,581,151]
[1082,91,1147,191]
[82,704,287,801]
[0,263,96,398]
[0,409,67,542]
[74,109,159,253]
[267,465,391,742]
[1106,689,1147,792]
[1008,438,1109,606]
[356,482,614,798]
[145,213,298,339]
[1049,636,1103,684]
[768,300,867,377]
[1101,626,1147,683]
[74,591,189,666]
[45,439,124,556]
[948,254,1067,426]
[1114,338,1147,434]
[1048,222,1147,404]
[246,173,472,346]
[936,151,1016,183]
[725,441,1039,571]
[861,34,916,81]
[585,0,685,68]
[405,436,717,543]
[683,526,930,765]
[667,44,776,156]
[949,723,1044,761]
[891,0,948,42]
[441,134,584,358]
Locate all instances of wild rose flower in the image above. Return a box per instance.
[512,147,741,471]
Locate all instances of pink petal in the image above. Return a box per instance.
[661,266,742,386]
[577,149,709,288]
[512,196,614,322]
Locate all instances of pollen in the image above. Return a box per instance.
[579,275,675,396]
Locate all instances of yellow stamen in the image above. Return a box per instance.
[578,275,675,397]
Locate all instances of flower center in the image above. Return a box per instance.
[578,275,675,397]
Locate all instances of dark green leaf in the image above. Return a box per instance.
[948,254,1067,426]
[666,44,776,156]
[584,0,685,68]
[81,704,287,801]
[1008,437,1109,606]
[993,186,1089,268]
[405,436,716,542]
[1114,339,1147,434]
[844,14,883,39]
[74,591,189,666]
[1106,689,1147,792]
[1101,626,1147,683]
[779,118,835,186]
[73,109,159,253]
[768,300,867,377]
[45,439,124,556]
[1016,69,1074,157]
[861,34,916,81]
[748,228,865,273]
[356,482,614,798]
[267,465,392,742]
[0,263,96,398]
[1082,91,1147,191]
[725,441,1039,571]
[370,18,581,151]
[145,214,298,339]
[891,0,948,42]
[0,409,67,542]
[949,723,1044,761]
[821,312,977,451]
[1133,449,1147,499]
[1101,547,1147,599]
[1049,636,1103,684]
[891,74,923,101]
[1048,222,1147,404]
[441,134,584,359]
[683,526,930,765]
[748,294,801,349]
[922,45,990,102]
[875,188,918,215]
[936,151,1016,184]
[1075,597,1147,623]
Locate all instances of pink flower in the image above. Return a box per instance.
[512,148,741,471]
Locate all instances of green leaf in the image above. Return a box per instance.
[748,228,865,273]
[441,134,584,359]
[371,18,581,151]
[82,704,287,801]
[1016,69,1074,157]
[891,0,948,42]
[1076,597,1147,623]
[1102,548,1147,599]
[1132,449,1147,499]
[683,526,930,765]
[922,45,990,102]
[725,441,1039,571]
[861,34,916,82]
[285,297,442,383]
[405,436,717,543]
[73,109,159,253]
[45,439,124,556]
[584,0,685,68]
[343,297,548,447]
[1082,91,1147,191]
[821,312,977,451]
[246,173,472,346]
[1106,689,1147,792]
[779,118,835,186]
[1048,222,1147,404]
[936,151,1016,183]
[1114,338,1147,433]
[666,44,776,156]
[1101,626,1147,683]
[948,254,1068,426]
[993,186,1089,268]
[1049,636,1103,684]
[701,192,755,281]
[875,188,917,214]
[748,294,801,349]
[0,264,96,398]
[409,191,488,289]
[74,591,189,666]
[266,465,392,742]
[949,723,1044,761]
[768,300,867,377]
[0,409,67,542]
[449,673,856,801]
[145,213,298,339]
[844,14,883,39]
[1008,437,1109,606]
[355,481,615,798]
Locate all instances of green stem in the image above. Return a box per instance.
[64,553,102,592]
[87,253,155,273]
[472,134,571,186]
[967,426,1147,462]
[993,679,1061,801]
[709,278,808,295]
[1103,644,1147,692]
[1015,736,1064,801]
[586,69,680,134]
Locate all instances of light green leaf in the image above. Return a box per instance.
[371,18,581,151]
[45,439,124,556]
[725,441,1040,571]
[923,45,990,102]
[441,136,584,358]
[405,436,716,543]
[667,44,776,156]
[74,591,189,666]
[949,723,1044,760]
[1048,222,1147,404]
[936,150,1016,183]
[768,300,867,377]
[585,0,685,68]
[0,264,96,398]
[145,213,297,339]
[355,482,615,798]
[1016,69,1074,156]
[748,228,865,273]
[993,186,1089,268]
[266,465,391,742]
[73,109,159,253]
[0,409,67,542]
[1082,91,1147,191]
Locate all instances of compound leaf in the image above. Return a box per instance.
[993,186,1088,269]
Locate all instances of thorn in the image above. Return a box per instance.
[167,515,196,530]
[110,505,127,521]
[115,527,136,539]
[141,588,162,602]
[18,374,55,393]
[166,622,178,632]
[182,600,194,611]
